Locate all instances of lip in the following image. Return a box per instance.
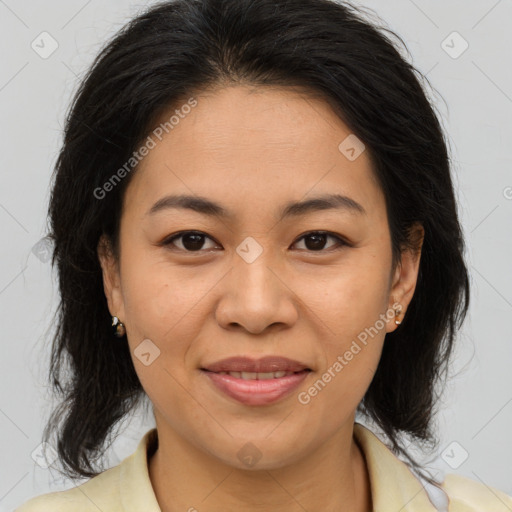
[202,369,310,406]
[201,356,311,373]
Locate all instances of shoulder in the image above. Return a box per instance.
[15,464,122,512]
[15,427,159,512]
[442,473,512,511]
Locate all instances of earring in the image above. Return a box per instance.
[112,316,126,337]
[394,307,403,326]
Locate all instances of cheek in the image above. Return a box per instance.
[118,249,198,359]
[296,252,392,333]
[120,238,193,320]
[299,299,388,427]
[293,249,391,393]
[119,261,200,410]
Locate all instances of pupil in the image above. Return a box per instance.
[305,234,326,251]
[183,233,204,251]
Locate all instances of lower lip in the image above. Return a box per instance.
[202,370,310,405]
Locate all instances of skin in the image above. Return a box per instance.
[98,84,423,512]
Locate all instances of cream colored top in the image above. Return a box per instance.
[16,423,512,511]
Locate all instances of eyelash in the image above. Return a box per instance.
[161,230,349,253]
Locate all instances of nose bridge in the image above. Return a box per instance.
[215,235,297,333]
[233,235,279,301]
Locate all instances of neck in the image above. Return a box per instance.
[148,420,372,512]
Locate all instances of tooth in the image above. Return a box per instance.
[257,372,275,380]
[223,371,293,379]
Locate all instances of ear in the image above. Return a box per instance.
[97,234,125,322]
[386,223,424,333]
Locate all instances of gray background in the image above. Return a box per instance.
[1,0,511,509]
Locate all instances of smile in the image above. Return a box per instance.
[201,369,311,406]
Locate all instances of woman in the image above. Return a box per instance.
[16,0,512,510]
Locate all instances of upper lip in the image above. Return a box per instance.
[201,356,311,373]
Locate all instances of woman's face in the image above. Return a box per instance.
[99,85,422,469]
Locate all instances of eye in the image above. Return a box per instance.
[161,231,219,252]
[291,231,347,252]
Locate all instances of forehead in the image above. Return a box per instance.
[125,85,384,220]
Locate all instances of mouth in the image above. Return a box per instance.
[201,355,312,374]
[200,366,312,406]
[200,369,311,379]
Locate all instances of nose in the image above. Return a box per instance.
[214,246,299,335]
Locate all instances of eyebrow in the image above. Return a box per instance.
[146,193,366,220]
